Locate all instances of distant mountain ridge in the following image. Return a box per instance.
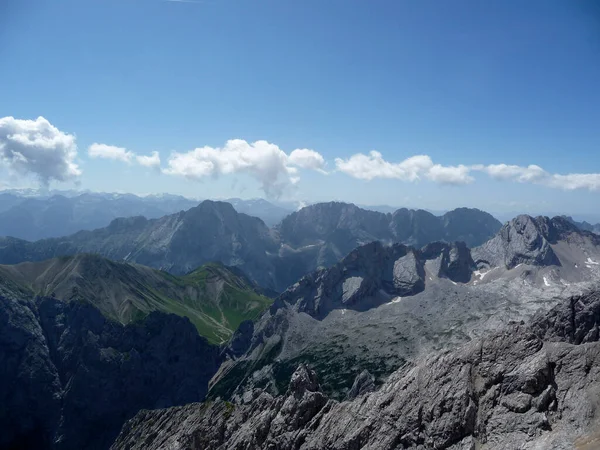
[0,200,501,292]
[563,215,600,235]
[0,191,293,240]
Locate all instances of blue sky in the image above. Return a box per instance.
[1,0,599,218]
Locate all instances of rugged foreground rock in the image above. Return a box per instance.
[0,290,220,450]
[113,291,600,450]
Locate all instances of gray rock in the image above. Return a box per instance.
[473,215,561,269]
[0,202,501,293]
[347,369,375,399]
[112,291,600,450]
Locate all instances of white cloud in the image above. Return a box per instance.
[475,164,548,183]
[163,139,326,198]
[88,143,134,163]
[335,152,473,185]
[547,174,600,191]
[0,116,81,185]
[289,148,327,173]
[88,143,161,170]
[136,151,161,168]
[472,164,600,191]
[426,164,473,185]
[335,151,600,191]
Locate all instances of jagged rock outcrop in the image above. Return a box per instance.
[275,242,426,320]
[0,290,221,450]
[112,291,600,450]
[421,241,475,283]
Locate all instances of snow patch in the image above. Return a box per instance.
[586,257,599,265]
[123,252,132,261]
[473,268,494,281]
[543,277,550,287]
[390,297,402,304]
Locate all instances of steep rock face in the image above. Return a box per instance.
[389,208,444,246]
[441,207,504,248]
[278,202,392,248]
[113,291,600,450]
[472,215,561,269]
[0,290,221,450]
[346,369,376,400]
[0,295,61,449]
[421,241,475,283]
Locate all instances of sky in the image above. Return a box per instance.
[1,0,599,218]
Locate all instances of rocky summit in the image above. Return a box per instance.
[112,291,600,450]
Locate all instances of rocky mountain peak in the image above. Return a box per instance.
[472,214,560,269]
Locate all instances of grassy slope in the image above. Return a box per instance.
[0,255,273,344]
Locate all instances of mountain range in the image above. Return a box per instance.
[210,214,600,401]
[0,200,501,292]
[0,191,294,241]
[3,197,600,449]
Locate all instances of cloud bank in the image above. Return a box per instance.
[336,152,600,191]
[0,116,81,185]
[2,116,599,194]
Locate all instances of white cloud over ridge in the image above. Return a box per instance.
[0,116,81,185]
[163,139,326,198]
